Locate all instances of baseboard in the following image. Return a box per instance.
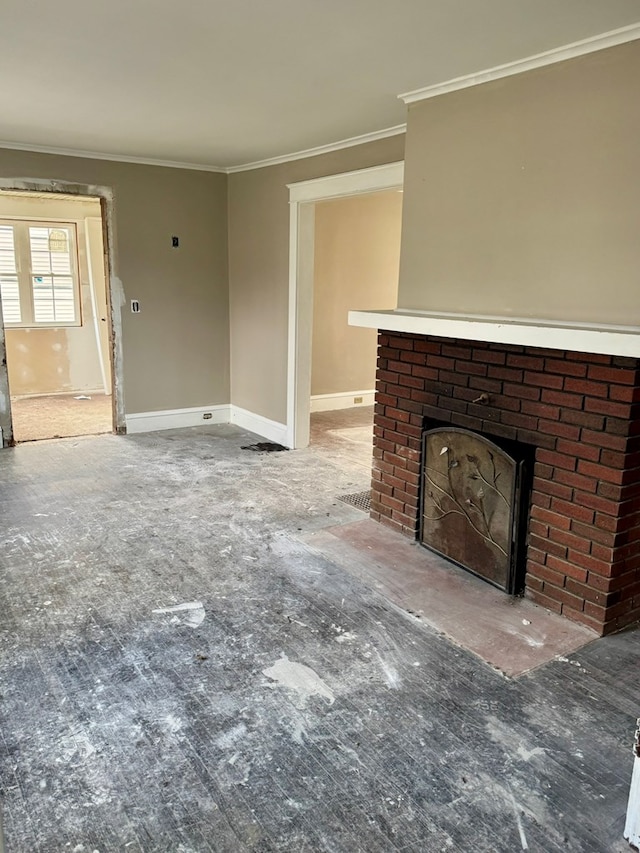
[230,406,288,446]
[310,390,375,413]
[125,404,230,434]
[124,402,288,444]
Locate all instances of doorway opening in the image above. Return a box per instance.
[308,189,402,472]
[0,187,120,444]
[287,161,404,452]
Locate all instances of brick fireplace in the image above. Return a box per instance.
[369,330,640,636]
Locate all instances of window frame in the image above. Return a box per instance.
[0,218,83,329]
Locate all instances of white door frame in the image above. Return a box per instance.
[0,178,125,445]
[286,161,404,449]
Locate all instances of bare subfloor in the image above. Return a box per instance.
[10,393,112,442]
[0,413,637,852]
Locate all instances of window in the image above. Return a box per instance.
[0,221,81,327]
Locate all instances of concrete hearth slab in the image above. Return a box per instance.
[302,518,597,677]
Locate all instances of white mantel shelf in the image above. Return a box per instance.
[348,309,640,358]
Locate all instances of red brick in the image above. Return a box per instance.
[548,528,591,554]
[536,449,576,472]
[380,494,405,513]
[527,562,566,587]
[400,350,428,365]
[412,365,439,381]
[560,409,605,430]
[473,350,507,365]
[553,469,598,493]
[414,340,441,355]
[541,389,584,409]
[544,358,588,378]
[576,460,625,485]
[538,420,580,441]
[584,397,631,419]
[387,360,414,376]
[488,366,524,383]
[430,356,455,370]
[573,491,620,516]
[550,498,594,524]
[565,578,610,603]
[532,478,573,501]
[528,534,567,559]
[398,374,425,390]
[545,555,588,582]
[556,438,600,462]
[521,401,561,420]
[528,519,549,538]
[507,354,545,370]
[530,506,571,530]
[609,384,640,403]
[571,520,616,548]
[523,371,564,390]
[504,383,540,401]
[587,364,636,385]
[567,550,612,575]
[551,586,586,612]
[385,407,411,424]
[526,588,563,614]
[564,377,608,398]
[388,335,415,351]
[581,429,627,451]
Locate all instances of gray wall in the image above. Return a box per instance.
[0,149,229,414]
[228,135,405,424]
[398,41,640,325]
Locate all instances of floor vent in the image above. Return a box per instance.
[337,490,371,513]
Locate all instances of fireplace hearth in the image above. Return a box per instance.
[368,330,640,636]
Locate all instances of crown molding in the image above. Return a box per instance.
[0,140,227,173]
[399,22,640,104]
[225,124,406,174]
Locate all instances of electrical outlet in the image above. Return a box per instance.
[131,299,140,313]
[202,412,213,420]
[354,396,363,404]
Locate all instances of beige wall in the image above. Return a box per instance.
[398,41,640,325]
[311,190,402,397]
[228,135,405,424]
[0,150,229,415]
[1,194,110,396]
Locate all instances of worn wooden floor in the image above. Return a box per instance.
[0,416,637,851]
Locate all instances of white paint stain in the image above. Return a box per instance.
[375,651,401,689]
[509,789,529,850]
[335,631,357,644]
[216,723,247,750]
[263,655,334,705]
[153,601,205,627]
[516,745,546,762]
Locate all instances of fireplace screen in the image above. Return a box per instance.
[420,427,524,592]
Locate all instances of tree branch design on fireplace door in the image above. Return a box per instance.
[423,447,509,559]
[420,428,519,590]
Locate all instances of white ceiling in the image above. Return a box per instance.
[1,0,639,170]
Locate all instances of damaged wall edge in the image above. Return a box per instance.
[0,177,126,445]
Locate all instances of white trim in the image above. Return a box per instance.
[0,141,226,174]
[310,390,375,413]
[230,406,288,446]
[0,125,407,176]
[348,309,640,358]
[288,161,404,203]
[287,161,404,450]
[227,125,406,174]
[126,404,230,434]
[399,23,640,104]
